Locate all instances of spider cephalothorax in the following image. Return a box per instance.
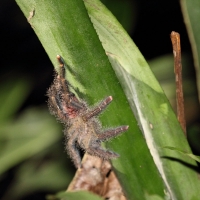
[47,55,128,168]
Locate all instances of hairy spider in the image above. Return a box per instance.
[47,55,129,168]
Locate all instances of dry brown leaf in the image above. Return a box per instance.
[67,154,126,200]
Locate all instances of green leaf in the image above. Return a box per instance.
[85,0,200,199]
[16,0,165,199]
[2,160,73,200]
[15,0,200,199]
[47,191,103,200]
[0,108,61,174]
[0,79,30,123]
[163,146,200,163]
[180,0,200,101]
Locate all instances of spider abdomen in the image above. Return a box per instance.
[67,116,99,149]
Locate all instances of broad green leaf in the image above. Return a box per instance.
[163,146,200,163]
[180,0,200,101]
[85,0,200,199]
[15,0,165,199]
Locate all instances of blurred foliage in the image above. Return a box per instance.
[0,79,30,123]
[149,54,200,125]
[149,54,200,157]
[180,0,200,102]
[0,78,74,200]
[47,191,103,200]
[100,0,137,32]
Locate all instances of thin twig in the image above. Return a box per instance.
[170,31,186,136]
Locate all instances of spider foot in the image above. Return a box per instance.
[87,145,119,160]
[98,125,129,142]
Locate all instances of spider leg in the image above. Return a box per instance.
[57,55,84,110]
[83,96,113,120]
[57,55,79,106]
[57,55,66,80]
[87,141,119,160]
[98,125,129,142]
[56,55,72,103]
[65,129,82,168]
[69,95,84,110]
[47,86,67,121]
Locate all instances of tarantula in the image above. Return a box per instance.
[47,55,129,168]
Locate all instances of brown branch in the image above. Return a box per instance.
[170,31,186,136]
